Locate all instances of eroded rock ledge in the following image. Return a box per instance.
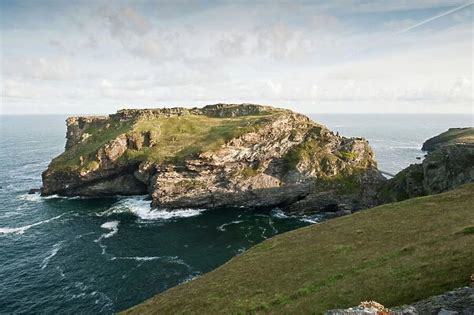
[42,104,385,213]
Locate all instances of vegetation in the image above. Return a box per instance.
[282,137,331,172]
[241,165,260,178]
[122,183,474,314]
[132,114,272,164]
[340,151,358,161]
[49,119,134,171]
[422,127,474,151]
[50,113,275,171]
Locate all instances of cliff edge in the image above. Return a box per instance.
[41,104,384,213]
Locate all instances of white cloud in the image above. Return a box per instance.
[0,0,472,114]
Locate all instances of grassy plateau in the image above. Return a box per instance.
[49,113,274,171]
[122,183,474,314]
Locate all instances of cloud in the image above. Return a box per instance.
[3,57,75,81]
[214,33,246,58]
[101,6,151,39]
[1,0,472,114]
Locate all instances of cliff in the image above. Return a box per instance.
[379,128,474,203]
[421,127,474,152]
[41,104,384,213]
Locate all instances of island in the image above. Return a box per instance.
[42,104,385,214]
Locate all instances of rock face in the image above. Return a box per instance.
[325,287,474,315]
[422,127,473,152]
[392,287,474,315]
[379,129,474,203]
[42,104,384,213]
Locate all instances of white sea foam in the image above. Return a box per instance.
[0,214,65,235]
[16,193,72,202]
[270,208,288,219]
[217,220,244,232]
[111,255,191,268]
[41,242,63,269]
[101,197,206,220]
[111,256,162,261]
[99,221,119,239]
[300,214,324,224]
[94,221,120,255]
[268,218,278,234]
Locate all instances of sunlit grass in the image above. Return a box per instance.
[122,183,474,314]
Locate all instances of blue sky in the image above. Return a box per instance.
[0,0,472,114]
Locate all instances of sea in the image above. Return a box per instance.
[0,113,472,313]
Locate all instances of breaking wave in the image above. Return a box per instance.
[270,208,289,219]
[99,221,120,239]
[41,242,63,269]
[94,221,120,255]
[217,220,244,232]
[0,214,65,235]
[100,197,206,220]
[111,255,192,268]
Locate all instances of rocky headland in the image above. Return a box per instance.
[41,104,385,214]
[378,127,474,203]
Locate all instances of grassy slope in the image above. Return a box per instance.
[127,114,273,164]
[423,128,474,151]
[123,183,474,314]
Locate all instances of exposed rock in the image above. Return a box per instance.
[392,287,474,315]
[326,287,474,315]
[378,137,474,203]
[65,116,108,150]
[28,188,41,194]
[422,127,474,152]
[41,104,384,213]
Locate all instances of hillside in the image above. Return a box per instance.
[122,183,474,314]
[41,104,384,213]
[422,127,474,152]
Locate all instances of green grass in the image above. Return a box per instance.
[49,113,275,172]
[132,114,273,164]
[122,183,474,315]
[340,151,358,161]
[423,127,474,151]
[241,165,260,178]
[49,119,134,171]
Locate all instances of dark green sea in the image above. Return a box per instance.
[0,114,471,313]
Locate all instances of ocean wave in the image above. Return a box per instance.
[94,221,120,255]
[17,193,98,202]
[0,214,65,235]
[111,255,192,268]
[270,208,288,219]
[99,221,119,239]
[111,256,162,261]
[16,193,67,202]
[41,242,63,269]
[181,273,201,284]
[100,197,206,220]
[300,214,324,224]
[217,220,244,232]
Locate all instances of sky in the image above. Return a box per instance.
[0,0,473,115]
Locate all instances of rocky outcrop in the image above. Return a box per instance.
[378,130,474,203]
[422,127,473,152]
[325,287,474,314]
[42,104,384,213]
